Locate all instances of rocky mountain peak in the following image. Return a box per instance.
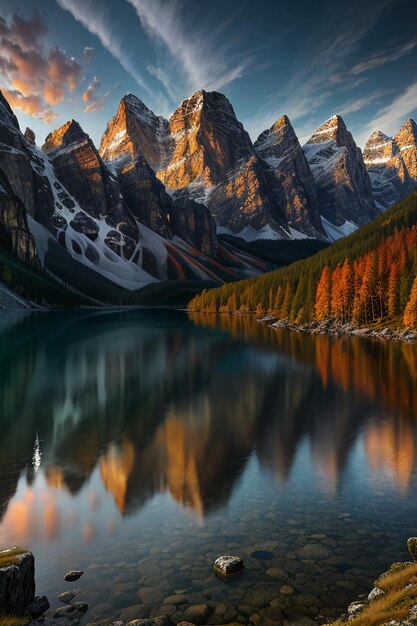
[307,115,349,145]
[304,115,376,229]
[43,120,88,154]
[395,118,417,148]
[99,94,170,173]
[254,115,298,164]
[363,131,397,165]
[24,127,36,146]
[159,90,253,191]
[254,115,324,238]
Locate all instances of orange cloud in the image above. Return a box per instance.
[1,89,58,124]
[82,76,100,102]
[0,11,81,123]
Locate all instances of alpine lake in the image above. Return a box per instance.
[1,309,417,625]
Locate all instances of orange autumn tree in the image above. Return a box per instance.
[404,277,417,329]
[188,193,417,328]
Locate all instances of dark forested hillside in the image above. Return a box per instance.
[188,192,417,329]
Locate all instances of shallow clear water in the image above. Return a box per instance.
[1,309,417,624]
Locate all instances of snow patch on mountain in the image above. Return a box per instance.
[321,217,357,241]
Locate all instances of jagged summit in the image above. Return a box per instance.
[395,118,417,147]
[254,114,324,238]
[159,89,254,191]
[363,131,397,165]
[254,115,298,159]
[99,93,170,172]
[303,114,376,229]
[306,115,349,145]
[43,119,88,153]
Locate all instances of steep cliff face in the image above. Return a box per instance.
[363,131,407,209]
[255,115,324,238]
[118,156,172,239]
[99,94,171,173]
[42,119,139,258]
[171,197,218,257]
[0,170,39,267]
[364,120,417,210]
[158,90,254,191]
[208,155,280,234]
[303,115,377,227]
[394,119,417,186]
[0,91,57,227]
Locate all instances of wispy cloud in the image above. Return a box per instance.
[83,78,120,113]
[56,0,153,96]
[338,90,388,115]
[127,0,249,97]
[350,39,417,75]
[82,76,101,102]
[360,81,417,141]
[244,0,396,141]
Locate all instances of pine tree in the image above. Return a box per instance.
[315,267,332,320]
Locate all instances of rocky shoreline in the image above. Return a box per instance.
[4,540,417,626]
[258,315,417,344]
[324,537,417,626]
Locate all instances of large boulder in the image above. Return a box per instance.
[0,547,35,613]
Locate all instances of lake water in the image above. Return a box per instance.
[1,310,417,625]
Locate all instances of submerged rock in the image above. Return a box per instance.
[64,570,84,582]
[53,601,88,619]
[57,588,82,603]
[27,595,50,618]
[183,603,209,624]
[125,617,175,626]
[250,550,274,560]
[213,555,244,576]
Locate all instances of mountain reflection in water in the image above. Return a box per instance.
[0,309,416,548]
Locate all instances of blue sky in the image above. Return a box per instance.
[0,0,416,148]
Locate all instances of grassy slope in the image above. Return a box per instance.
[330,561,417,626]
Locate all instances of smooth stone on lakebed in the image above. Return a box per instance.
[213,555,244,576]
[57,588,82,603]
[53,601,88,618]
[183,603,209,624]
[64,569,84,582]
[408,537,417,561]
[250,550,274,560]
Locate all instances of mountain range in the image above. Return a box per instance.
[0,87,416,304]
